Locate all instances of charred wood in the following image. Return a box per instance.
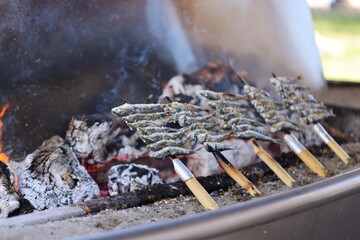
[0,162,21,218]
[77,150,304,214]
[10,136,100,210]
[108,164,164,196]
[65,114,122,170]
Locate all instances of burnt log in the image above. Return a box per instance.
[108,164,164,196]
[9,136,100,210]
[158,61,247,105]
[65,114,122,171]
[0,161,21,218]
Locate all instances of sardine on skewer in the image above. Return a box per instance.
[111,102,219,210]
[112,103,166,117]
[270,76,334,124]
[200,89,292,188]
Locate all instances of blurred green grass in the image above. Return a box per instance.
[312,11,360,82]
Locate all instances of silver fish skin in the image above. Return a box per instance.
[187,122,217,131]
[280,90,316,101]
[272,83,309,93]
[253,104,285,113]
[232,124,264,133]
[233,130,275,142]
[223,117,264,129]
[112,103,166,117]
[304,112,335,124]
[165,102,205,113]
[284,97,317,105]
[270,121,302,133]
[219,112,243,121]
[146,139,187,151]
[203,142,234,152]
[122,112,166,123]
[138,127,179,135]
[140,129,188,144]
[199,90,220,100]
[260,109,285,119]
[218,107,249,115]
[169,111,205,121]
[178,114,213,127]
[298,108,333,118]
[263,115,289,125]
[228,117,264,127]
[200,90,244,101]
[251,99,283,108]
[290,102,326,111]
[127,119,169,129]
[243,85,271,98]
[187,129,231,143]
[150,147,195,160]
[208,100,249,109]
[270,77,303,89]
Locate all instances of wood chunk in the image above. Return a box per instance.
[65,114,122,170]
[0,161,21,218]
[158,61,247,105]
[108,164,164,196]
[10,136,100,210]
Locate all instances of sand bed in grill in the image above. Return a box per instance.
[1,142,359,240]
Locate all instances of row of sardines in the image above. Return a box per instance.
[111,75,351,210]
[112,75,337,161]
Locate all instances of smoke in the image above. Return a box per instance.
[145,0,198,74]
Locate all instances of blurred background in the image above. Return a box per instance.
[309,0,360,83]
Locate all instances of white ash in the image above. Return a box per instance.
[187,139,255,177]
[9,136,100,210]
[108,164,163,196]
[0,162,21,218]
[114,131,149,162]
[66,115,121,165]
[158,75,207,106]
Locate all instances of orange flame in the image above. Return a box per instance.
[0,103,10,165]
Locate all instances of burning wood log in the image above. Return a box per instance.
[270,75,350,164]
[158,61,247,106]
[243,85,328,177]
[200,90,295,187]
[65,114,122,171]
[9,136,100,210]
[108,163,164,196]
[112,103,219,210]
[0,161,21,218]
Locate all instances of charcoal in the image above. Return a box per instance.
[0,161,21,218]
[65,114,122,169]
[9,136,99,210]
[108,164,163,196]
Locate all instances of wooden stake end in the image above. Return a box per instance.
[327,140,350,164]
[213,152,261,196]
[251,140,295,187]
[297,149,328,177]
[185,177,220,210]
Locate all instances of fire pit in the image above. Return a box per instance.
[0,104,359,239]
[1,1,360,239]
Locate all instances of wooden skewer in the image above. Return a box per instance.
[212,151,261,196]
[172,158,219,210]
[250,138,295,187]
[313,123,350,164]
[283,133,328,177]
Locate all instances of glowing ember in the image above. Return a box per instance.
[0,103,10,165]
